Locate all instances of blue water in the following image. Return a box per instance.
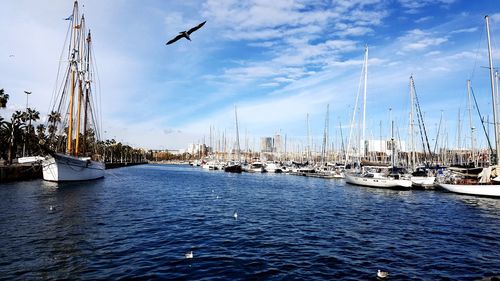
[0,164,499,280]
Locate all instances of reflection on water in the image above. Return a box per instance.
[0,164,499,280]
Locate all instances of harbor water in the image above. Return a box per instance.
[0,164,499,280]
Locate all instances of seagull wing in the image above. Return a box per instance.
[187,21,206,35]
[166,34,185,45]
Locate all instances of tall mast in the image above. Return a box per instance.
[409,75,415,170]
[83,30,91,155]
[486,15,500,165]
[391,119,395,168]
[234,105,241,164]
[466,80,475,165]
[75,15,85,156]
[66,1,79,155]
[321,104,329,164]
[306,113,311,162]
[362,45,368,157]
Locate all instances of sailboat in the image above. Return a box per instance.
[439,15,500,197]
[408,76,436,188]
[343,46,411,189]
[224,106,242,173]
[345,119,412,189]
[42,1,105,181]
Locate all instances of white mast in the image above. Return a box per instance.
[234,105,241,164]
[466,80,476,165]
[485,15,500,165]
[307,113,311,162]
[362,45,368,157]
[409,75,416,170]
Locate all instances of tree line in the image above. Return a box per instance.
[0,88,145,164]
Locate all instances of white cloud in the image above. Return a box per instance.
[398,0,456,14]
[415,16,433,23]
[398,29,448,52]
[450,27,478,34]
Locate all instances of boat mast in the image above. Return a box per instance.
[75,15,85,156]
[391,119,395,168]
[466,80,475,165]
[83,30,91,155]
[66,1,79,155]
[321,104,329,164]
[362,45,368,157]
[234,105,241,164]
[409,75,416,170]
[307,113,311,162]
[485,15,500,165]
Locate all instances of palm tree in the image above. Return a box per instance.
[0,88,9,109]
[47,111,61,149]
[22,108,40,156]
[4,111,25,163]
[36,124,47,148]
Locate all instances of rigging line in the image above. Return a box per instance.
[470,86,494,155]
[432,111,443,156]
[413,83,427,158]
[345,54,365,166]
[470,18,485,81]
[48,22,72,119]
[90,43,103,141]
[413,80,433,161]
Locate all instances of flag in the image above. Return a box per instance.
[64,15,73,21]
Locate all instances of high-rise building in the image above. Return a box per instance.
[273,134,283,153]
[260,137,273,152]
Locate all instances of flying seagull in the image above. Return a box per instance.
[166,21,206,45]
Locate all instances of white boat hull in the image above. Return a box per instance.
[42,153,105,182]
[345,173,412,189]
[411,176,436,188]
[439,183,500,197]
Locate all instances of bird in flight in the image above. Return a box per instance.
[166,21,206,45]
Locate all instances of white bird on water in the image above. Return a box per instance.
[377,269,389,279]
[49,205,56,211]
[233,211,238,220]
[185,251,193,259]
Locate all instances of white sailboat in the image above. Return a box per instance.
[408,76,436,188]
[345,122,412,189]
[344,46,412,189]
[439,15,500,197]
[42,1,104,182]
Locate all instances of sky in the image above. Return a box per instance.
[1,0,500,151]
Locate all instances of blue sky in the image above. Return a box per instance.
[1,0,500,151]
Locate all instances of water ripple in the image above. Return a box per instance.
[1,165,499,280]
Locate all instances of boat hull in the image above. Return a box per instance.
[439,183,500,197]
[411,176,436,189]
[345,173,412,189]
[224,164,242,173]
[42,153,105,182]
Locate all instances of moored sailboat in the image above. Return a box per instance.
[224,106,242,173]
[42,1,104,182]
[438,15,500,197]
